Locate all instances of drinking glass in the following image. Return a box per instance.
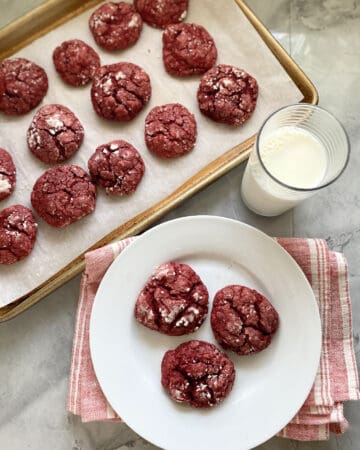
[241,104,350,216]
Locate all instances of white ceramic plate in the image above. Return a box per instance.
[90,216,321,450]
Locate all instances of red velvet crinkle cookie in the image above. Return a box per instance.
[197,64,258,126]
[0,58,48,115]
[211,285,279,355]
[89,2,142,51]
[53,39,100,86]
[134,262,209,335]
[163,23,217,77]
[0,205,37,265]
[161,340,235,408]
[88,140,145,195]
[145,103,196,158]
[27,104,84,165]
[134,0,188,29]
[0,73,4,99]
[0,148,16,201]
[31,165,96,228]
[91,62,151,121]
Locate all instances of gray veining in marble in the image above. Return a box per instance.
[1,1,359,449]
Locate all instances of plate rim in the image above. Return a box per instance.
[90,215,322,449]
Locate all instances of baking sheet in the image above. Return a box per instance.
[0,0,302,307]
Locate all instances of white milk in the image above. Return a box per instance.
[241,126,328,216]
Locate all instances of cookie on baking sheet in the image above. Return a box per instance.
[27,104,84,165]
[161,340,235,408]
[211,285,279,355]
[0,58,48,115]
[91,62,151,121]
[197,64,258,126]
[134,0,188,29]
[145,103,197,158]
[163,23,217,77]
[89,2,142,51]
[134,262,209,335]
[0,205,37,265]
[88,140,145,195]
[0,148,16,201]
[31,165,96,228]
[53,39,100,86]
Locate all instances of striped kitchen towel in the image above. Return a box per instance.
[276,238,360,440]
[67,237,135,423]
[67,237,360,441]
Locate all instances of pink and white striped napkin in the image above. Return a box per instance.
[276,238,360,440]
[67,237,360,441]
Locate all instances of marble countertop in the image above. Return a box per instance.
[1,1,359,449]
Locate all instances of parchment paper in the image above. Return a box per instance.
[0,0,302,306]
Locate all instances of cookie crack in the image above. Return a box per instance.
[0,244,18,258]
[2,87,31,108]
[149,280,202,331]
[147,125,191,143]
[146,286,163,329]
[122,84,147,106]
[1,223,30,244]
[174,364,221,405]
[103,89,133,115]
[221,298,271,355]
[252,300,274,335]
[0,170,11,178]
[41,127,70,158]
[226,298,261,332]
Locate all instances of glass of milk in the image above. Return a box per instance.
[241,104,350,216]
